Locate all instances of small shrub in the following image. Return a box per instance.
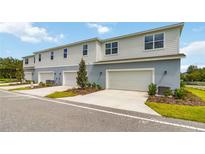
[163,89,173,97]
[96,84,102,90]
[148,83,157,96]
[86,82,92,88]
[39,82,46,87]
[91,82,97,89]
[174,88,186,99]
[180,80,185,88]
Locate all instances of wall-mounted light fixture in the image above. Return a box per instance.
[99,72,102,76]
[164,70,167,75]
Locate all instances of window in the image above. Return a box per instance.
[64,48,68,58]
[105,42,118,55]
[39,54,41,62]
[34,57,35,63]
[25,58,29,64]
[145,33,164,50]
[154,33,164,49]
[51,51,54,60]
[83,45,88,56]
[145,35,153,50]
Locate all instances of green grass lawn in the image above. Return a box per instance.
[146,102,205,123]
[0,78,18,83]
[0,84,10,86]
[185,87,205,102]
[46,91,77,98]
[9,87,32,91]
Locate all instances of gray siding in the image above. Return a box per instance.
[33,59,180,90]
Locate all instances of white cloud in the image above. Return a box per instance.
[180,41,205,72]
[0,22,64,43]
[180,40,205,55]
[192,27,205,32]
[87,23,110,34]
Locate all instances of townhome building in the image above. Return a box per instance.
[23,23,185,91]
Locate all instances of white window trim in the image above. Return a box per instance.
[38,54,42,62]
[82,44,88,56]
[50,51,54,60]
[105,68,155,89]
[144,32,165,51]
[104,41,119,56]
[63,48,68,59]
[25,58,29,65]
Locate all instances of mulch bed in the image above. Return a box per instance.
[147,91,205,106]
[65,87,101,95]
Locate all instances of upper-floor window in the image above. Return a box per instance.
[64,48,68,58]
[25,58,29,64]
[50,51,54,60]
[145,33,164,50]
[83,45,88,56]
[105,42,118,55]
[34,57,35,63]
[39,54,41,62]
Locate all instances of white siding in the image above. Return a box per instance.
[23,56,35,68]
[35,41,97,68]
[23,26,182,69]
[101,27,181,61]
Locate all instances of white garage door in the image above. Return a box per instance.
[107,69,154,91]
[24,72,32,81]
[63,71,77,87]
[38,72,54,83]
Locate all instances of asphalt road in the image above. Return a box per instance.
[1,90,205,132]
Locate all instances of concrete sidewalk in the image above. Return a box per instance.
[59,90,159,116]
[0,84,33,90]
[16,86,71,97]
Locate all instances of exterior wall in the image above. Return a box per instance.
[33,59,180,90]
[100,27,181,61]
[96,41,102,61]
[23,69,34,81]
[34,41,98,69]
[23,56,35,68]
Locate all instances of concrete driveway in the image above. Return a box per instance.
[16,86,71,97]
[60,90,159,115]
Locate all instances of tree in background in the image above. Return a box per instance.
[181,65,205,82]
[76,58,88,88]
[187,65,198,74]
[0,57,23,81]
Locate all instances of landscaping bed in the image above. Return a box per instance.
[9,82,55,91]
[146,84,205,123]
[46,87,102,98]
[147,91,205,106]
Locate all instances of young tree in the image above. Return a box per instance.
[76,58,88,88]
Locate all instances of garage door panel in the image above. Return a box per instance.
[108,70,153,91]
[63,72,77,87]
[39,72,54,83]
[24,72,32,81]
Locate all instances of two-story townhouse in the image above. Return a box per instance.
[23,22,185,91]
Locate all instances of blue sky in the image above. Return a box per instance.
[0,22,205,72]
